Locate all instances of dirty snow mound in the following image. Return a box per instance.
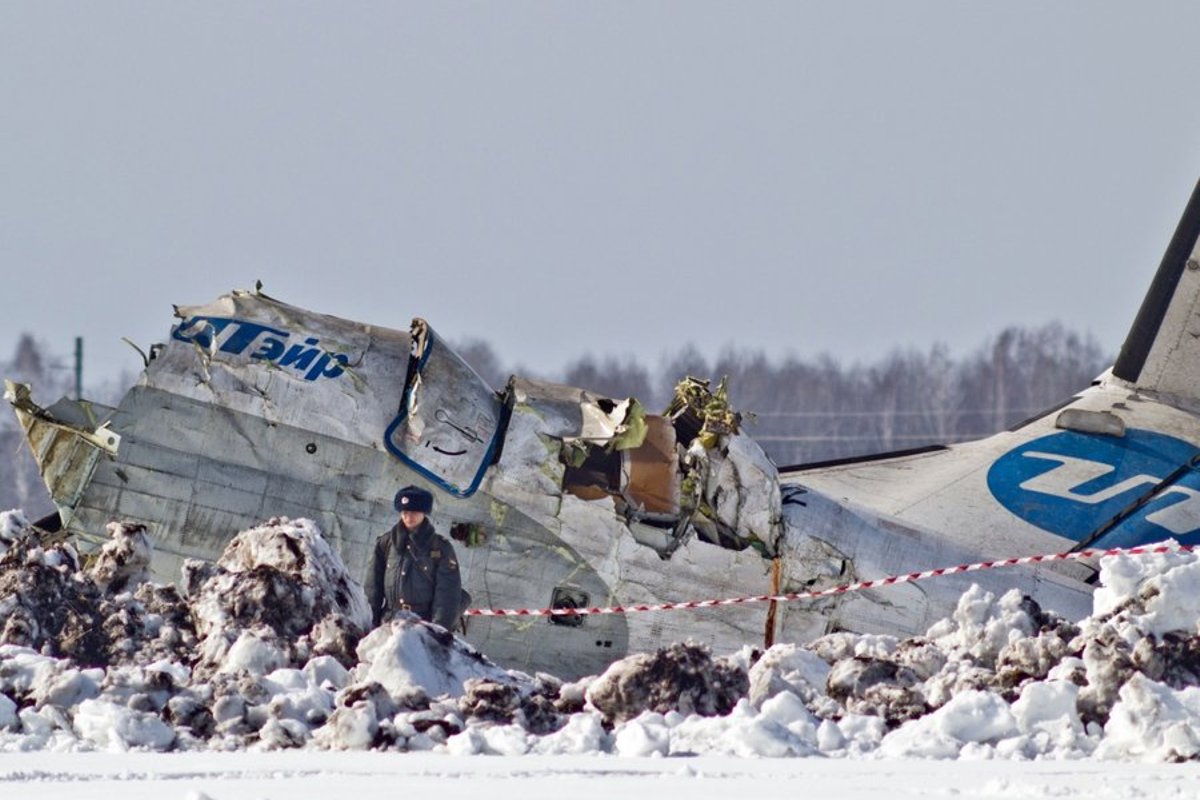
[0,531,106,665]
[89,521,153,594]
[585,641,748,724]
[184,517,369,678]
[6,516,1200,762]
[215,517,371,630]
[0,510,35,556]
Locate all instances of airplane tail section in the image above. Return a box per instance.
[1112,178,1200,407]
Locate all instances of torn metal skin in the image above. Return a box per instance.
[4,380,119,538]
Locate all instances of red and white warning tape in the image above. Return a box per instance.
[463,541,1198,618]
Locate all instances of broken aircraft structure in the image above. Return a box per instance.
[10,180,1200,679]
[6,293,787,679]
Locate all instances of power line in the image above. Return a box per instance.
[751,407,1046,418]
[755,433,993,443]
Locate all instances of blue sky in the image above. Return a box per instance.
[4,3,1200,382]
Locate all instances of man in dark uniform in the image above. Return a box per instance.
[365,485,464,630]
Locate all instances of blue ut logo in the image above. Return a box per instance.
[172,315,350,382]
[987,429,1200,547]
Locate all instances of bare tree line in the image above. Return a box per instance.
[0,323,1110,513]
[466,322,1111,467]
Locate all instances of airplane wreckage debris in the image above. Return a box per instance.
[4,264,1182,679]
[505,371,783,558]
[15,180,1200,752]
[3,296,782,567]
[2,290,802,678]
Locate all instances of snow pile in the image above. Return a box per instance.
[586,641,748,724]
[0,510,35,556]
[89,521,153,594]
[183,518,371,678]
[7,514,1200,762]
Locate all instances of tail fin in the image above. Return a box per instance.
[1112,178,1200,406]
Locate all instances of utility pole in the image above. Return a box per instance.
[74,336,83,400]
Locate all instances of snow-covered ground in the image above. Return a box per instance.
[6,751,1200,800]
[6,510,1200,798]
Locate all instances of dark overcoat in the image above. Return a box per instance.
[365,518,463,630]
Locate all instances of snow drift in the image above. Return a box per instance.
[5,508,1200,761]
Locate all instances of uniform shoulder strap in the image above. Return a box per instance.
[429,533,449,559]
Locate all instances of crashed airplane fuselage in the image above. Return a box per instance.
[6,292,803,678]
[13,180,1200,679]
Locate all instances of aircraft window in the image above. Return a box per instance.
[549,587,588,627]
[448,522,488,548]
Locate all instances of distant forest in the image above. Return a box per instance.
[0,324,1110,515]
[459,322,1110,468]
